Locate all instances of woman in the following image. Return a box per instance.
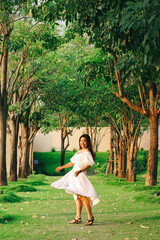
[51,134,100,226]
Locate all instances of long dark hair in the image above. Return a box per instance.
[79,134,94,159]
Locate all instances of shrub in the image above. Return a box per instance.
[136,150,149,173]
[9,184,37,192]
[51,147,56,152]
[93,152,110,173]
[0,191,21,203]
[72,148,77,153]
[94,162,107,173]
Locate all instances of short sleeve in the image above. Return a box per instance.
[83,152,95,167]
[70,153,77,163]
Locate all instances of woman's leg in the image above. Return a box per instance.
[78,195,93,220]
[76,195,83,219]
[70,195,83,223]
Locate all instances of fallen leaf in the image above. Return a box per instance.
[140,224,149,229]
[127,221,133,224]
[32,215,39,218]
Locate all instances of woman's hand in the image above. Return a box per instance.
[74,170,81,177]
[55,167,62,172]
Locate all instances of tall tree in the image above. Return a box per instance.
[59,0,160,185]
[0,0,61,185]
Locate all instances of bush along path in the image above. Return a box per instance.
[0,173,160,240]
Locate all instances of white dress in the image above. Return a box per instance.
[51,151,100,207]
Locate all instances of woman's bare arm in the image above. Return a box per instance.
[74,165,91,177]
[56,162,74,172]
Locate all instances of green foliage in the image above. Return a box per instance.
[33,151,109,175]
[136,150,149,173]
[93,152,110,173]
[0,191,21,203]
[120,0,160,66]
[33,150,151,176]
[72,148,77,153]
[51,147,56,152]
[33,151,74,175]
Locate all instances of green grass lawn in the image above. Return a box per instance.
[0,151,160,240]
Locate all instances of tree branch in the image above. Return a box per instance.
[28,127,39,144]
[11,51,46,96]
[148,80,154,114]
[138,83,147,114]
[141,82,149,108]
[115,91,146,116]
[104,114,120,136]
[106,45,124,97]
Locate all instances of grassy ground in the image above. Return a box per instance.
[0,151,160,240]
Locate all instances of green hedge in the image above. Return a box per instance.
[33,151,74,176]
[33,150,158,176]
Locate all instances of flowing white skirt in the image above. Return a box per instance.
[51,169,100,207]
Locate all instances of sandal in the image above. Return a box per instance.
[84,216,94,226]
[69,218,82,224]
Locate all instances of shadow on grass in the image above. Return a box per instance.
[136,215,160,222]
[8,184,37,192]
[25,180,47,186]
[0,215,16,224]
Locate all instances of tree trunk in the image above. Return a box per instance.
[145,114,158,186]
[29,141,34,174]
[60,129,65,173]
[19,123,30,178]
[118,138,127,178]
[0,36,8,186]
[9,116,19,182]
[126,142,136,182]
[114,140,118,177]
[109,126,114,174]
[0,104,7,186]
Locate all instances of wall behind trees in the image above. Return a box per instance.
[33,127,110,152]
[33,127,160,153]
[5,126,160,173]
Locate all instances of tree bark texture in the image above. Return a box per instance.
[109,126,114,174]
[9,116,19,182]
[114,143,118,177]
[29,141,34,174]
[60,129,65,173]
[126,142,136,182]
[145,114,158,186]
[0,36,8,186]
[118,138,127,178]
[0,104,7,186]
[19,123,30,178]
